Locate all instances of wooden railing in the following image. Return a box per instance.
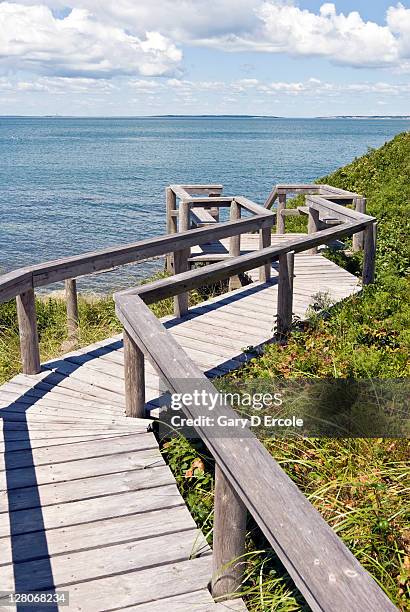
[113,189,383,607]
[264,183,367,251]
[118,194,376,419]
[0,181,387,608]
[0,187,274,375]
[114,240,391,611]
[166,184,274,293]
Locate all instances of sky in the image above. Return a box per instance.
[0,0,409,116]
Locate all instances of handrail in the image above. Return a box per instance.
[0,192,275,375]
[264,184,360,209]
[122,220,372,305]
[1,182,376,380]
[114,292,395,611]
[0,213,273,304]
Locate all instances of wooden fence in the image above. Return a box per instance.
[113,188,390,610]
[0,182,389,609]
[0,190,274,374]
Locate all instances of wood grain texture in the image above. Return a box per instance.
[307,207,321,255]
[126,223,368,306]
[16,288,41,375]
[277,251,294,336]
[352,197,366,251]
[212,464,247,599]
[228,200,241,291]
[259,226,271,282]
[276,193,286,234]
[65,278,79,341]
[0,216,272,301]
[124,329,146,418]
[174,200,191,317]
[166,187,177,272]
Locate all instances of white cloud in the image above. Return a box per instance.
[132,76,410,98]
[387,3,410,58]
[13,0,262,40]
[2,1,410,79]
[18,77,115,92]
[199,2,400,69]
[0,2,182,77]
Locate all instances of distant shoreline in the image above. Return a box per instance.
[1,114,410,120]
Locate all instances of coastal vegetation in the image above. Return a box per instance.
[0,133,409,609]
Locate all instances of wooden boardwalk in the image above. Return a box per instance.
[0,237,361,610]
[0,174,393,612]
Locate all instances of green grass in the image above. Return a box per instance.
[0,134,409,609]
[162,435,409,610]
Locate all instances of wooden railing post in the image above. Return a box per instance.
[259,226,271,282]
[209,192,221,222]
[211,464,247,600]
[307,207,321,254]
[363,222,377,285]
[123,329,145,417]
[166,187,177,273]
[16,288,41,375]
[229,200,241,291]
[352,197,366,251]
[174,200,190,317]
[65,278,79,341]
[277,251,294,337]
[276,193,286,234]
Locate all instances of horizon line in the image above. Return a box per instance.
[1,113,410,120]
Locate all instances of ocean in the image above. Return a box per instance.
[1,116,408,293]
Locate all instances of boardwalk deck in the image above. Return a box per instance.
[0,236,361,610]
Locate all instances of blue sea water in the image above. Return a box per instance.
[1,116,408,292]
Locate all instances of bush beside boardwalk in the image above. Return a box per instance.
[0,133,409,609]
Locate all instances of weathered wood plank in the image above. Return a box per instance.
[16,289,41,375]
[166,187,178,272]
[1,506,204,566]
[0,268,33,303]
[276,193,286,234]
[0,529,210,592]
[0,448,164,491]
[125,222,368,306]
[65,278,79,341]
[307,207,321,255]
[0,216,271,296]
[174,200,191,317]
[174,184,223,195]
[234,196,274,217]
[191,206,217,226]
[277,251,294,336]
[259,226,272,282]
[306,195,371,223]
[0,432,144,453]
[116,294,395,612]
[0,434,156,471]
[0,465,174,513]
[0,484,183,537]
[39,556,213,610]
[124,329,146,418]
[212,464,247,599]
